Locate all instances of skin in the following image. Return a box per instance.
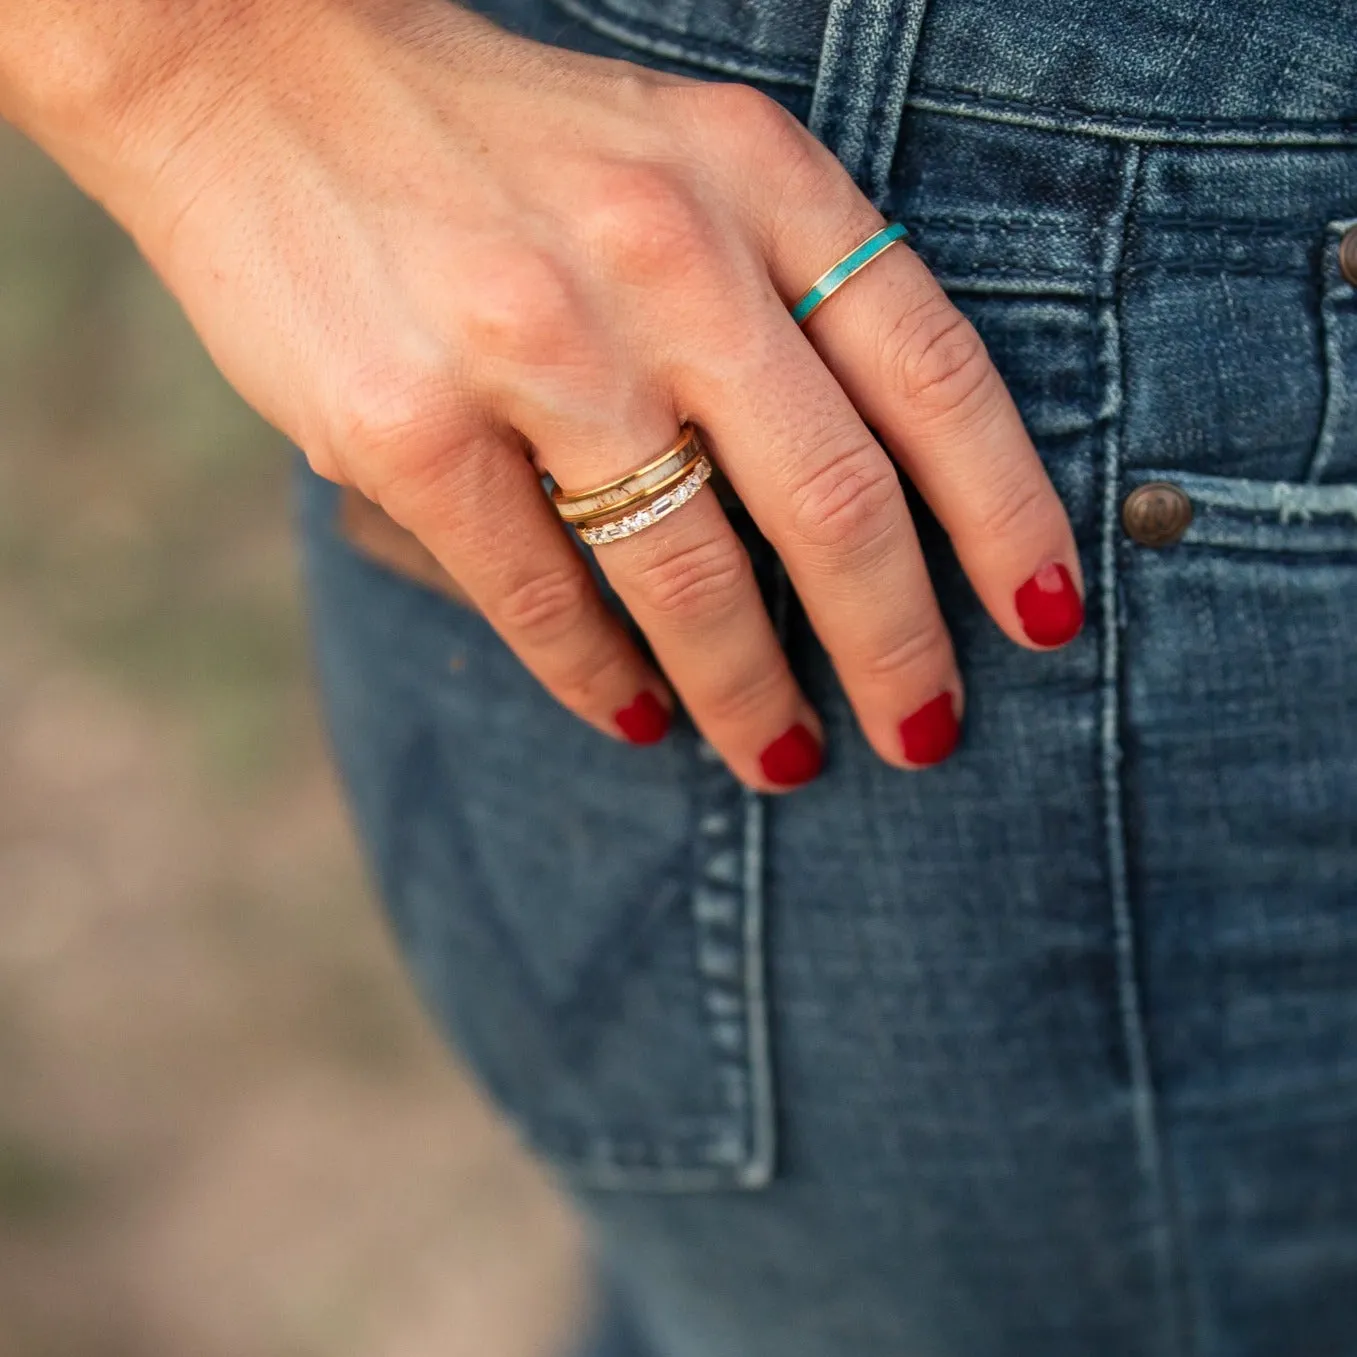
[0,0,1085,792]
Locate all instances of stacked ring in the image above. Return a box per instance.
[552,422,714,545]
[575,455,713,545]
[552,424,703,522]
[546,225,909,547]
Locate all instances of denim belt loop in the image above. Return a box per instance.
[807,0,931,207]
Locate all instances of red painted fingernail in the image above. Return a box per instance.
[615,692,670,745]
[1015,562,1084,647]
[899,691,960,766]
[759,723,824,787]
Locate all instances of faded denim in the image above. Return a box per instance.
[297,0,1357,1352]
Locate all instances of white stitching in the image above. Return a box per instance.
[1099,142,1197,1357]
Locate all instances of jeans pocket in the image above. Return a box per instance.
[299,466,777,1192]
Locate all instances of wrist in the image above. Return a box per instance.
[5,3,222,142]
[2,0,503,238]
[0,0,471,225]
[2,1,281,204]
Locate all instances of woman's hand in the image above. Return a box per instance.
[6,0,1084,790]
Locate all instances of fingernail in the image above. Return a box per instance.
[759,723,824,787]
[1015,562,1084,647]
[899,691,960,766]
[615,692,671,745]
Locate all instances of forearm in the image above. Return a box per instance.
[0,0,457,229]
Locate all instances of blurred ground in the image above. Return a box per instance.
[0,126,583,1357]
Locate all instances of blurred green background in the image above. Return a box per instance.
[0,125,580,1357]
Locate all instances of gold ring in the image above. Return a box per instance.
[575,454,714,545]
[552,424,702,521]
[556,445,705,523]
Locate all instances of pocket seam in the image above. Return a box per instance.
[557,749,775,1192]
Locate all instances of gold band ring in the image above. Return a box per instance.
[552,424,702,521]
[575,454,714,546]
[556,444,706,523]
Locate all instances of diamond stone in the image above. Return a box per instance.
[578,457,713,546]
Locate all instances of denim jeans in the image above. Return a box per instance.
[297,0,1357,1352]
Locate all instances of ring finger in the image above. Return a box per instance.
[532,403,827,792]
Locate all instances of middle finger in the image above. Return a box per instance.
[677,290,967,770]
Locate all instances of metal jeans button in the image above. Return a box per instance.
[1122,481,1193,547]
[1341,224,1357,288]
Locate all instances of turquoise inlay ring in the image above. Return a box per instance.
[790,222,910,325]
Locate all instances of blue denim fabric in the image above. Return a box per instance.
[297,0,1357,1352]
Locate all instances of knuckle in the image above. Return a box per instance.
[891,303,994,414]
[361,429,499,530]
[974,463,1052,542]
[723,85,806,160]
[684,80,789,148]
[579,163,717,285]
[333,363,453,467]
[460,247,583,366]
[547,642,628,710]
[759,115,846,202]
[686,81,849,224]
[495,564,594,645]
[633,534,750,625]
[691,79,780,126]
[860,614,952,685]
[785,442,901,555]
[695,661,789,729]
